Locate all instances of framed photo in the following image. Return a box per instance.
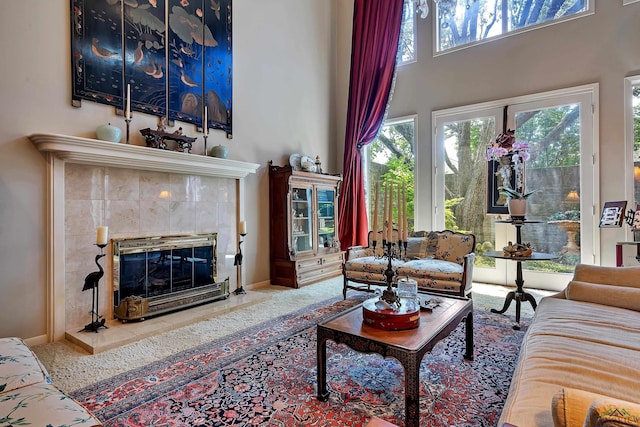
[631,205,640,231]
[486,155,515,215]
[599,201,628,228]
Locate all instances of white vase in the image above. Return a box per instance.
[508,198,527,219]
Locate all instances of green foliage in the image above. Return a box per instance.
[548,210,580,221]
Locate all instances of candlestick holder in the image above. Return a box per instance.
[375,237,406,308]
[233,233,247,295]
[125,117,132,144]
[79,243,108,333]
[203,134,208,156]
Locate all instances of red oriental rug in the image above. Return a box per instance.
[71,295,529,427]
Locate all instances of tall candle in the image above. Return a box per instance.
[372,182,379,240]
[397,182,402,241]
[239,220,247,235]
[96,226,108,245]
[382,185,388,241]
[125,84,131,120]
[203,106,208,136]
[403,186,409,241]
[387,184,393,242]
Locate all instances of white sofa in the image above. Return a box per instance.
[499,264,640,427]
[0,337,102,426]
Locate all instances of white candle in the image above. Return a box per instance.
[203,106,208,136]
[382,185,388,241]
[96,226,108,245]
[403,185,409,241]
[387,184,393,242]
[397,183,402,241]
[239,220,247,235]
[372,182,379,240]
[125,84,131,120]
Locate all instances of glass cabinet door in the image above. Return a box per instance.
[291,187,313,254]
[316,188,336,251]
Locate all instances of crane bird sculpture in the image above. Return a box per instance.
[80,248,108,332]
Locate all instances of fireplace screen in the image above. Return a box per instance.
[113,233,229,321]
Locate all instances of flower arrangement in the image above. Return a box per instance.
[486,129,537,201]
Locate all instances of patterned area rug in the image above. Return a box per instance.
[71,295,528,427]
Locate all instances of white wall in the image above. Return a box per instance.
[0,0,339,341]
[385,1,640,263]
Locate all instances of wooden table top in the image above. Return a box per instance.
[318,294,472,352]
[484,250,558,261]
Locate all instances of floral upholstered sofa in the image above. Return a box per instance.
[0,337,102,426]
[343,229,476,299]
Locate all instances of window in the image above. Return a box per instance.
[364,117,416,234]
[625,76,640,214]
[433,84,598,291]
[397,0,416,64]
[435,0,591,54]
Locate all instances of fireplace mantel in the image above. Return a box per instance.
[29,133,258,344]
[29,133,259,178]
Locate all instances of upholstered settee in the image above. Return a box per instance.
[342,229,476,299]
[0,337,103,426]
[499,264,640,427]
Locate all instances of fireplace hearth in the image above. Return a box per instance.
[113,234,229,321]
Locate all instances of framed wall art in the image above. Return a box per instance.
[599,201,628,228]
[71,0,232,136]
[486,154,516,215]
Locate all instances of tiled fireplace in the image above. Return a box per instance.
[29,134,259,343]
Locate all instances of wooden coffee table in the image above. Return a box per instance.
[316,294,473,427]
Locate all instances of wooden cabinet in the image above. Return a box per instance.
[269,162,345,288]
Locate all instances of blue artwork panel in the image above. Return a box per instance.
[203,0,232,133]
[167,0,232,135]
[124,0,167,117]
[71,0,232,136]
[72,0,124,108]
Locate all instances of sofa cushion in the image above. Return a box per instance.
[499,296,640,427]
[396,258,463,281]
[573,264,640,288]
[405,237,428,259]
[344,256,404,274]
[433,232,475,264]
[0,382,102,427]
[0,337,49,393]
[584,397,640,427]
[552,388,611,427]
[565,280,640,312]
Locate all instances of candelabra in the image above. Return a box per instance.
[376,235,407,308]
[79,243,108,333]
[233,232,247,295]
[125,117,132,144]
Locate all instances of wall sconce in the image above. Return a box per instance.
[634,165,640,181]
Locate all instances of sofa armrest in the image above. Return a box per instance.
[573,264,640,288]
[461,252,475,296]
[564,280,640,311]
[346,245,369,261]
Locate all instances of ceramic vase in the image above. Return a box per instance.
[96,123,122,143]
[209,144,229,158]
[508,198,527,220]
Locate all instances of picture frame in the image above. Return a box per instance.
[486,154,516,215]
[599,201,628,228]
[631,205,640,231]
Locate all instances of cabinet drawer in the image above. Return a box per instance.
[296,252,344,273]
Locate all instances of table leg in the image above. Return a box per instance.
[402,355,421,427]
[464,311,474,360]
[490,291,515,315]
[316,334,329,401]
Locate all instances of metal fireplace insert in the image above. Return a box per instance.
[113,233,229,321]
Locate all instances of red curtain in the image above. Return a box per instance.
[338,0,404,250]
